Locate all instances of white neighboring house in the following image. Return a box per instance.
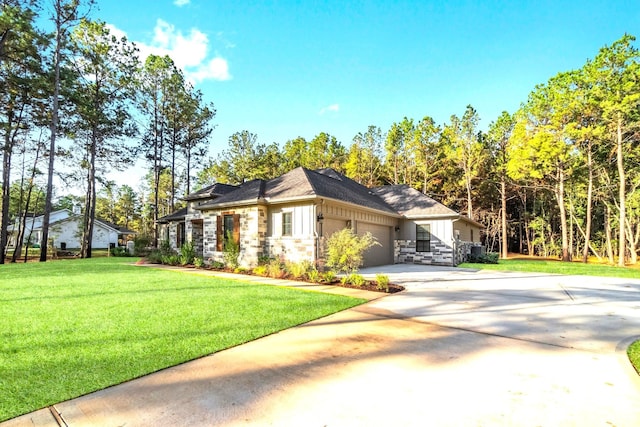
[8,208,136,249]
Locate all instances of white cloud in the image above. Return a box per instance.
[173,0,190,7]
[319,104,340,115]
[111,19,232,83]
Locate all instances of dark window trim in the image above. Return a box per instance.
[282,211,292,236]
[416,224,431,252]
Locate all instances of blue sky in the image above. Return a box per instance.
[97,0,639,159]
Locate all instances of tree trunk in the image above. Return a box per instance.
[582,142,593,263]
[616,114,626,266]
[556,167,571,261]
[500,177,508,259]
[0,131,12,264]
[12,144,42,262]
[605,203,615,264]
[40,1,63,262]
[466,172,473,220]
[81,136,97,259]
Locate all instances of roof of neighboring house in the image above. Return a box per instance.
[197,167,399,215]
[97,219,137,234]
[157,207,187,224]
[183,183,238,201]
[49,215,137,234]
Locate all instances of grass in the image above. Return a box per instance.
[459,258,640,279]
[629,340,640,375]
[0,258,366,422]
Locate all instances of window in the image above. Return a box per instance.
[282,212,292,236]
[216,213,240,251]
[223,215,235,245]
[177,222,186,247]
[416,224,431,252]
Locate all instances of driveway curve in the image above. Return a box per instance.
[5,265,640,426]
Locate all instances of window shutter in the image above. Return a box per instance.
[216,215,223,251]
[232,214,240,245]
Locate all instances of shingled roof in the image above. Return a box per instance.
[371,185,458,217]
[197,167,399,215]
[183,183,238,201]
[157,207,187,224]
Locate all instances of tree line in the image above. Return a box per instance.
[0,0,214,262]
[199,35,640,266]
[2,1,638,266]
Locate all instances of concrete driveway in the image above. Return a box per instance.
[5,265,640,426]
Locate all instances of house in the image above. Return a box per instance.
[8,209,136,249]
[158,183,238,254]
[164,167,482,267]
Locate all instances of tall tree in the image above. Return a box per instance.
[442,105,485,220]
[508,73,578,261]
[0,0,42,263]
[409,115,441,193]
[346,125,383,186]
[181,86,215,195]
[588,34,640,266]
[138,54,179,245]
[40,0,87,262]
[488,111,515,259]
[70,19,138,258]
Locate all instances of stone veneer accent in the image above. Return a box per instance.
[202,205,267,267]
[265,237,316,264]
[395,235,454,266]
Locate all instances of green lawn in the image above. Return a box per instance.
[0,258,365,422]
[629,340,640,375]
[459,258,640,279]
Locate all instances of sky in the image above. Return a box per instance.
[90,0,640,187]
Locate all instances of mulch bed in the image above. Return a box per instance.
[139,259,404,294]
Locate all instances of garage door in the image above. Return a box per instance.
[322,219,348,239]
[357,222,393,267]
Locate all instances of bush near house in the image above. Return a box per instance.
[325,228,379,273]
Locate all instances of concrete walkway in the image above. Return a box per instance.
[4,265,640,426]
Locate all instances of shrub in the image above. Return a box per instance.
[258,255,274,265]
[110,246,130,257]
[162,254,180,266]
[326,228,379,273]
[234,267,248,274]
[222,231,240,269]
[133,235,152,256]
[347,273,366,287]
[146,250,164,264]
[179,242,196,265]
[253,265,268,276]
[375,274,390,292]
[286,260,312,279]
[322,270,336,283]
[307,268,321,283]
[267,259,285,278]
[194,257,205,268]
[467,252,499,264]
[210,261,225,269]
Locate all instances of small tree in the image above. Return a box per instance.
[222,230,240,268]
[325,228,379,273]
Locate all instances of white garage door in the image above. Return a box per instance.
[357,222,393,267]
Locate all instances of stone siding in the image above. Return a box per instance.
[265,237,316,264]
[202,206,267,267]
[394,236,454,266]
